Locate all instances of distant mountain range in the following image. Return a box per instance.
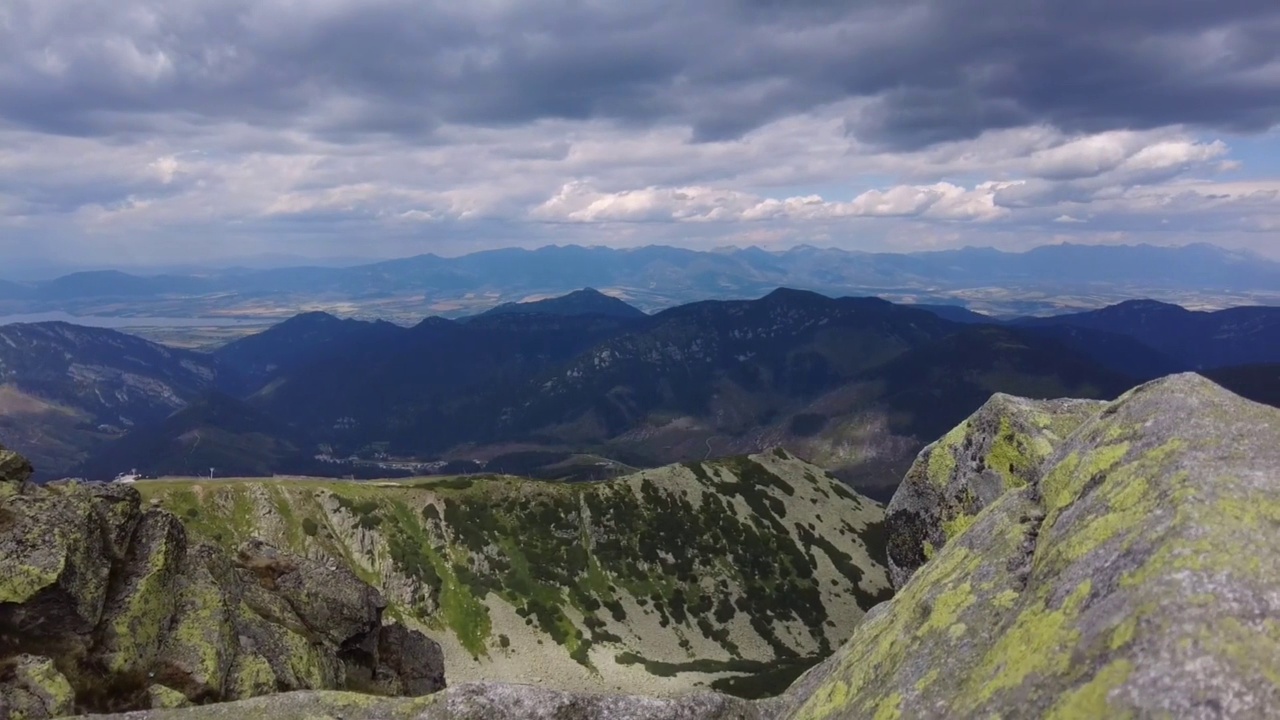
[1,243,1277,321]
[1013,299,1280,370]
[0,289,1276,492]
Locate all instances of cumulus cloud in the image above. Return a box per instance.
[534,180,1019,223]
[0,0,1279,266]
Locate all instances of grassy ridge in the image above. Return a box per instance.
[138,453,891,696]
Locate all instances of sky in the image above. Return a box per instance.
[1,0,1279,270]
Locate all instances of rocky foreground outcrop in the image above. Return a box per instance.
[790,372,1280,719]
[10,372,1280,719]
[0,458,445,718]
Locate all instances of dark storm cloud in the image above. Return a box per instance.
[1,0,1278,148]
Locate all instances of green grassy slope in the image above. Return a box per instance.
[137,450,890,697]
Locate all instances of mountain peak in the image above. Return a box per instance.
[473,288,646,321]
[283,310,344,325]
[760,287,831,304]
[1108,299,1186,312]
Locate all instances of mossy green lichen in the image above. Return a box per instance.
[102,517,182,675]
[1040,442,1129,514]
[941,512,977,541]
[872,691,903,720]
[987,416,1038,490]
[794,677,851,720]
[147,684,193,709]
[966,580,1093,706]
[791,535,990,720]
[917,581,975,638]
[0,559,63,604]
[914,669,940,693]
[992,589,1020,610]
[11,656,76,717]
[1036,440,1192,576]
[1043,659,1135,720]
[162,571,233,695]
[230,654,277,699]
[926,424,967,486]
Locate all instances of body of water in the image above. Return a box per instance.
[0,312,269,328]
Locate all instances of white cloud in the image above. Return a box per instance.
[0,89,1277,265]
[533,179,1020,224]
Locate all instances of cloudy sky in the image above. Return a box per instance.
[2,0,1279,269]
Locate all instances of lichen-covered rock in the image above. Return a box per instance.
[153,545,238,703]
[146,685,192,710]
[96,511,188,677]
[0,464,447,715]
[0,655,75,719]
[86,684,761,720]
[0,486,113,642]
[88,484,145,560]
[237,539,384,648]
[227,597,347,695]
[422,682,761,720]
[86,691,442,720]
[0,444,34,496]
[372,623,447,697]
[885,394,1102,588]
[786,373,1280,719]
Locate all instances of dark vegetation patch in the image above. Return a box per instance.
[860,518,892,569]
[613,653,825,700]
[829,481,858,502]
[333,495,382,529]
[796,523,893,610]
[427,477,475,491]
[710,657,824,699]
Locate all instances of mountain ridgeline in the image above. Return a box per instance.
[0,322,228,476]
[0,290,1276,490]
[1013,299,1280,370]
[3,243,1278,321]
[84,290,1133,491]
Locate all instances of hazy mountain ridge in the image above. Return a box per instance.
[213,312,408,385]
[498,291,955,440]
[4,243,1278,322]
[0,322,229,476]
[1014,299,1280,369]
[1201,363,1280,409]
[230,312,645,454]
[196,290,1137,492]
[80,392,307,479]
[846,325,1135,441]
[0,290,1276,489]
